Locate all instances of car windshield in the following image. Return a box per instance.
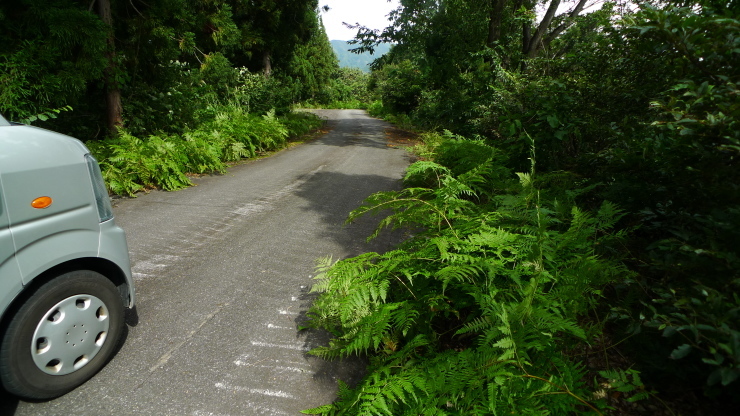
[0,114,9,126]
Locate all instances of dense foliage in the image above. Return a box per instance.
[1,0,342,195]
[87,110,323,195]
[305,138,638,415]
[0,0,337,138]
[304,0,739,413]
[3,0,737,411]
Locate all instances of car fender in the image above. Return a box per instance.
[13,228,100,285]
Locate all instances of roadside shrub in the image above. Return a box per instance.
[90,107,322,196]
[371,60,424,115]
[279,111,324,138]
[88,130,192,195]
[304,139,638,415]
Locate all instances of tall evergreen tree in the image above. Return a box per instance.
[289,15,339,102]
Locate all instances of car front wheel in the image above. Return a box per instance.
[0,270,124,399]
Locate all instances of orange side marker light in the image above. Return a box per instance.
[31,196,53,209]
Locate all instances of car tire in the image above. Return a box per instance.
[0,270,124,399]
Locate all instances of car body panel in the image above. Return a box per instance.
[99,219,134,307]
[0,173,23,322]
[0,114,135,320]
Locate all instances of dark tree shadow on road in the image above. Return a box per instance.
[290,170,409,257]
[288,167,413,397]
[306,111,401,151]
[295,285,367,392]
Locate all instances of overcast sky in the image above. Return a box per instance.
[319,0,400,41]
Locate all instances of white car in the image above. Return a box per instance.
[0,113,135,399]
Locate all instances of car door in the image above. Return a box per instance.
[0,171,24,317]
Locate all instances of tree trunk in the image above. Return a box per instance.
[486,0,508,48]
[95,0,123,134]
[523,0,589,62]
[263,51,272,78]
[521,23,531,72]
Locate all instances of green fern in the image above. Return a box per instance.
[86,106,317,196]
[304,137,632,415]
[598,368,654,403]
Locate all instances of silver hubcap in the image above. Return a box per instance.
[31,295,110,375]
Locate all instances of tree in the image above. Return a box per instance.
[288,14,339,102]
[1,0,327,136]
[522,0,589,59]
[95,0,123,133]
[0,0,107,126]
[351,0,595,71]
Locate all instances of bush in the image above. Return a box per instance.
[371,60,425,115]
[89,107,322,196]
[279,111,325,138]
[303,138,639,415]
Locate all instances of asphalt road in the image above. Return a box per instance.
[1,109,412,416]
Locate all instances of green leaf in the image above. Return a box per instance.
[670,344,692,360]
[662,326,677,337]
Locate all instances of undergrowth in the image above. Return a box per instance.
[87,108,323,196]
[303,137,643,415]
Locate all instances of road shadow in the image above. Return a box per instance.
[290,169,409,258]
[288,167,414,397]
[305,111,397,150]
[295,285,367,392]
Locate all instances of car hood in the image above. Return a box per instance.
[0,124,90,175]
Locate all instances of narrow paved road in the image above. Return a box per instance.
[1,110,412,415]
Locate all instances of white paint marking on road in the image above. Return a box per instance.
[266,323,292,330]
[232,359,307,374]
[149,303,228,372]
[131,272,153,280]
[193,403,291,416]
[131,260,166,272]
[192,411,233,416]
[272,365,306,374]
[250,340,310,352]
[214,382,295,399]
[153,254,182,263]
[232,203,270,216]
[131,254,182,278]
[262,365,307,374]
[233,359,259,367]
[233,354,307,367]
[277,309,296,316]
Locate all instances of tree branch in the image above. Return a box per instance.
[526,0,562,58]
[543,0,589,48]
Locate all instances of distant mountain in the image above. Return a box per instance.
[330,40,391,72]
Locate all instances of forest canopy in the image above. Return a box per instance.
[0,0,339,138]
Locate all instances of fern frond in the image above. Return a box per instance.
[300,404,335,415]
